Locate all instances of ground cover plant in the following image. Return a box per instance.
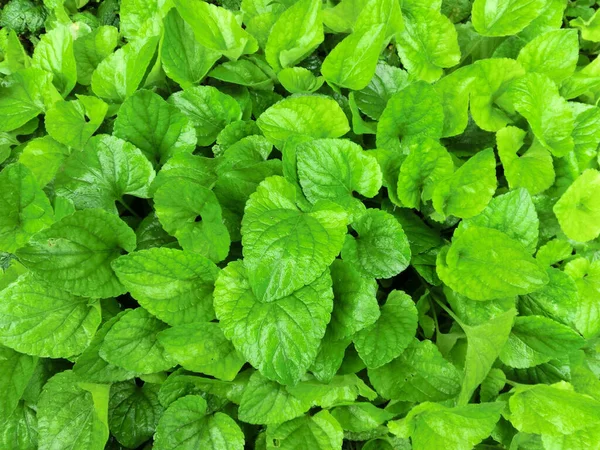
[1,0,600,448]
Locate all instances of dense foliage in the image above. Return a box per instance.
[2,0,600,448]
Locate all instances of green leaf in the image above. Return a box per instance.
[114,90,196,166]
[396,7,460,83]
[434,66,475,137]
[310,331,350,383]
[472,0,547,36]
[266,410,343,450]
[73,25,118,85]
[469,59,525,132]
[354,63,407,123]
[241,176,347,302]
[517,29,578,84]
[119,0,167,40]
[257,95,350,149]
[354,290,418,369]
[553,169,600,242]
[158,323,245,381]
[169,85,242,147]
[214,261,333,385]
[321,26,386,91]
[1,402,37,450]
[0,163,54,253]
[432,149,497,219]
[508,73,574,157]
[296,138,382,215]
[161,8,220,89]
[32,24,76,96]
[0,67,61,132]
[389,402,504,450]
[457,308,516,405]
[55,135,155,213]
[437,226,548,300]
[0,345,37,423]
[213,136,282,240]
[376,81,444,153]
[287,373,377,408]
[16,208,136,298]
[520,267,579,328]
[565,257,600,338]
[108,381,162,448]
[173,0,258,61]
[154,178,231,263]
[91,36,159,103]
[45,95,108,150]
[342,209,411,279]
[38,371,110,450]
[329,259,380,341]
[500,316,585,368]
[265,0,323,70]
[238,371,311,424]
[112,248,219,326]
[209,59,273,90]
[330,403,394,432]
[0,274,101,358]
[571,9,600,42]
[496,126,555,195]
[99,307,174,374]
[154,395,245,450]
[456,188,539,254]
[73,312,137,383]
[397,137,454,209]
[278,67,324,94]
[508,381,600,436]
[368,339,462,402]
